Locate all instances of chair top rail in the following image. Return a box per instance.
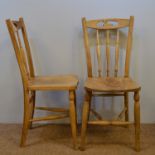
[86,18,129,30]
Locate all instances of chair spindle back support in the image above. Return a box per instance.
[6,18,35,86]
[82,16,134,78]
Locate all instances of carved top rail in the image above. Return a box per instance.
[86,18,129,30]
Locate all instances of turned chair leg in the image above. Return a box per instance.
[29,91,36,129]
[124,92,129,121]
[69,90,77,149]
[134,91,140,152]
[73,91,78,126]
[88,95,92,121]
[80,90,91,151]
[20,90,30,147]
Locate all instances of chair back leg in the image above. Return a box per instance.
[134,91,140,151]
[80,91,91,150]
[69,90,77,149]
[20,90,30,147]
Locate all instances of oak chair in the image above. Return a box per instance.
[6,17,78,149]
[80,16,141,151]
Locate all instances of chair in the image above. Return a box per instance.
[80,16,141,151]
[6,17,78,149]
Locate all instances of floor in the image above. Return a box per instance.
[0,124,155,155]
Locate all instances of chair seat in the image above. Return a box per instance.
[85,77,141,92]
[28,75,78,90]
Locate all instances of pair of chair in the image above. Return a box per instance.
[6,16,141,151]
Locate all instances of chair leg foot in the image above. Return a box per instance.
[80,91,91,151]
[79,146,85,151]
[20,116,30,147]
[134,91,140,152]
[20,90,30,147]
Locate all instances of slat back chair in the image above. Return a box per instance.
[6,18,78,149]
[6,18,34,86]
[81,16,141,151]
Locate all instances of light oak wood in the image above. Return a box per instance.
[6,17,78,149]
[80,90,91,151]
[96,30,102,77]
[90,109,102,120]
[69,90,77,149]
[88,120,132,126]
[125,16,134,77]
[82,18,92,77]
[114,107,127,121]
[21,89,30,146]
[82,16,134,78]
[114,30,120,77]
[124,92,129,121]
[134,91,140,151]
[29,91,35,128]
[35,107,69,113]
[85,77,140,92]
[92,92,124,97]
[30,113,69,122]
[28,75,78,90]
[81,16,141,151]
[86,18,129,30]
[105,30,110,77]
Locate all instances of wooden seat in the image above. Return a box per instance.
[85,77,140,92]
[80,16,141,151]
[6,17,78,149]
[28,75,78,90]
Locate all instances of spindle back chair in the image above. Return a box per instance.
[81,16,141,151]
[83,17,133,78]
[6,17,78,149]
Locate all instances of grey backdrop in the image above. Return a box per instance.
[0,0,155,123]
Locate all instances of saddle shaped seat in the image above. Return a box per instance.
[85,77,140,92]
[28,75,78,90]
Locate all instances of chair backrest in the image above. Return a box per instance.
[82,16,134,78]
[6,18,35,86]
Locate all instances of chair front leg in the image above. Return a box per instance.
[69,90,77,149]
[134,91,140,152]
[20,89,31,147]
[80,90,91,151]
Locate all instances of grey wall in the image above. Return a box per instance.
[0,0,155,123]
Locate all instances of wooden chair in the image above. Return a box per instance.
[80,16,141,151]
[6,17,78,149]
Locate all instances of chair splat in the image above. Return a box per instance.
[96,30,102,77]
[114,30,120,77]
[105,30,110,77]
